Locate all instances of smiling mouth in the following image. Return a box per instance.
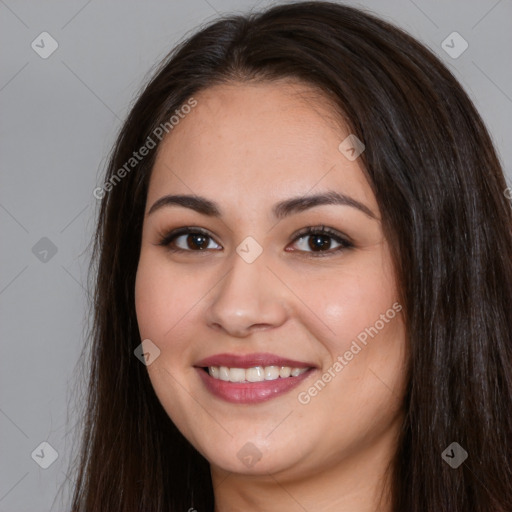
[196,365,316,404]
[202,365,310,382]
[194,352,317,403]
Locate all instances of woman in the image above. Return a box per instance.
[69,2,512,511]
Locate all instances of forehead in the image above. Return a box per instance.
[147,80,377,216]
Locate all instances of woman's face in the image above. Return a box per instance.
[135,80,407,479]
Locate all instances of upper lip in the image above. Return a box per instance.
[195,352,316,369]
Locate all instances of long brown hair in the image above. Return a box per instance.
[68,2,512,510]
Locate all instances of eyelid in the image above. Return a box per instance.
[290,225,354,246]
[156,226,216,248]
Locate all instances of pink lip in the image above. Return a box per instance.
[194,352,315,369]
[195,366,316,404]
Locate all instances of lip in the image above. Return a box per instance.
[194,353,318,404]
[195,366,316,404]
[194,352,316,369]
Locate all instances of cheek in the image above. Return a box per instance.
[296,273,406,460]
[134,253,205,435]
[295,252,400,358]
[313,265,406,418]
[134,251,205,343]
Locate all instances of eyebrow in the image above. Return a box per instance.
[147,190,377,220]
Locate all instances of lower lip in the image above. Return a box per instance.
[195,367,315,404]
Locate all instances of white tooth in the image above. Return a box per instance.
[209,365,307,381]
[264,366,280,380]
[229,368,246,382]
[246,366,265,382]
[219,366,230,381]
[279,366,291,378]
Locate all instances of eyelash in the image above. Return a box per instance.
[157,225,354,257]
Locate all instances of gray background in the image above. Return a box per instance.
[1,0,511,510]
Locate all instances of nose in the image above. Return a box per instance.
[205,249,289,338]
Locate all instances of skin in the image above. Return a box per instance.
[135,80,408,512]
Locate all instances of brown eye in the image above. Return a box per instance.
[158,225,353,257]
[158,227,222,252]
[288,226,353,256]
[181,233,210,250]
